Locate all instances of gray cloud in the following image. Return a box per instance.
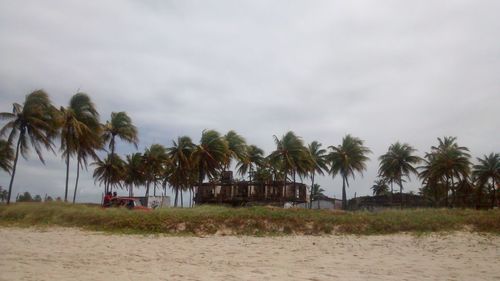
[1,0,499,202]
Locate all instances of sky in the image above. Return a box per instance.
[0,0,499,203]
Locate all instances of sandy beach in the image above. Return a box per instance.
[0,227,499,281]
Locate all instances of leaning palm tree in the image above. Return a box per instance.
[72,131,102,203]
[0,139,14,173]
[102,111,138,159]
[268,131,308,193]
[92,154,125,194]
[0,90,60,204]
[306,141,328,208]
[143,144,169,197]
[473,153,499,208]
[167,136,196,207]
[191,130,228,186]
[102,112,138,192]
[378,142,421,208]
[123,153,145,197]
[236,144,264,181]
[223,130,248,171]
[60,93,100,202]
[328,134,371,210]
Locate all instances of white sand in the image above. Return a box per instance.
[0,227,499,281]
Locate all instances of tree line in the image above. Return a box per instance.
[0,90,498,209]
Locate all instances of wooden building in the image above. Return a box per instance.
[194,172,308,206]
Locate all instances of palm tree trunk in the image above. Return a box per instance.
[399,178,403,209]
[309,173,315,209]
[7,132,23,204]
[174,187,179,207]
[189,188,192,207]
[64,151,70,202]
[445,175,450,207]
[341,175,347,210]
[180,190,184,207]
[106,135,116,194]
[145,181,150,197]
[72,159,80,204]
[283,164,287,204]
[191,186,195,207]
[492,178,496,209]
[450,176,456,208]
[153,182,156,196]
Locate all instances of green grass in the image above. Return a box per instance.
[0,203,499,236]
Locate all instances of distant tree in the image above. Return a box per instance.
[124,153,145,197]
[0,186,8,202]
[17,191,33,202]
[328,134,371,210]
[60,93,101,202]
[236,144,264,181]
[371,178,389,196]
[45,196,54,202]
[0,90,60,204]
[310,183,325,199]
[167,136,196,207]
[306,141,328,209]
[102,112,138,192]
[223,130,248,171]
[378,142,421,208]
[419,137,470,207]
[192,130,228,186]
[269,131,308,192]
[143,144,169,197]
[33,194,42,202]
[473,153,499,208]
[92,155,125,193]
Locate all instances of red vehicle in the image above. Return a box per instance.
[105,197,151,211]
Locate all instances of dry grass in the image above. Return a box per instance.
[0,202,499,235]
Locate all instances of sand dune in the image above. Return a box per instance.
[0,227,499,281]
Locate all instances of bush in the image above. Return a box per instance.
[0,203,499,235]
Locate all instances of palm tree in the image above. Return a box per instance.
[72,130,102,203]
[306,141,328,208]
[0,90,60,204]
[268,131,308,198]
[473,153,499,208]
[124,153,145,197]
[378,142,421,208]
[102,112,138,192]
[60,93,100,202]
[0,186,8,202]
[310,183,325,199]
[310,183,326,209]
[371,178,389,196]
[223,130,248,171]
[143,144,168,197]
[0,139,14,173]
[92,154,125,193]
[192,130,228,186]
[420,137,470,207]
[167,136,195,207]
[236,144,264,181]
[328,134,371,210]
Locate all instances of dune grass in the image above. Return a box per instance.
[0,203,499,235]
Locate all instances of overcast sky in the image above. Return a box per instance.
[0,0,499,203]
